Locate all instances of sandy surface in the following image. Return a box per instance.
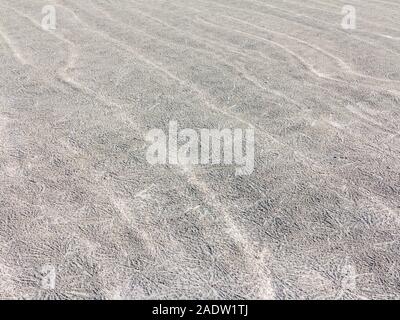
[0,0,399,299]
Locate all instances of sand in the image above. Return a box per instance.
[0,0,399,299]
